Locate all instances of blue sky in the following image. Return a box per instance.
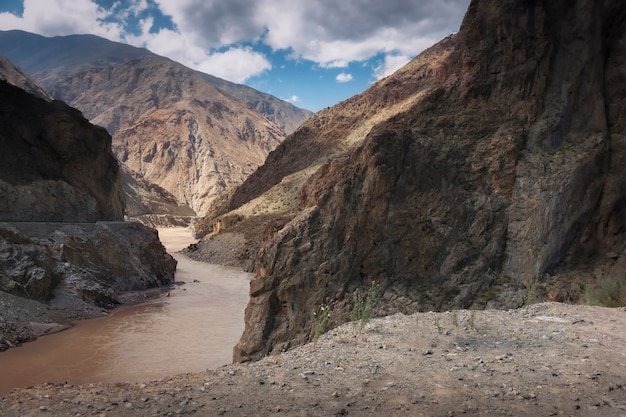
[0,0,469,112]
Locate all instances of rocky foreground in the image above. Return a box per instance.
[1,302,624,416]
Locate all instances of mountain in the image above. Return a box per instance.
[0,30,312,135]
[0,30,313,216]
[0,55,50,100]
[121,166,196,219]
[200,72,313,134]
[195,0,626,361]
[0,30,153,85]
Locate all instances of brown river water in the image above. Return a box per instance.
[0,227,252,393]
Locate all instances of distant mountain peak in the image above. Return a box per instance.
[0,30,313,217]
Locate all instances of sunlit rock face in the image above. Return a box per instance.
[232,0,626,361]
[0,31,312,217]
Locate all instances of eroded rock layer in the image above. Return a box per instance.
[233,0,626,361]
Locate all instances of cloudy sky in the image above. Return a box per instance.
[0,0,469,111]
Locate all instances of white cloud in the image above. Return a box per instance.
[336,72,353,83]
[195,47,272,83]
[284,95,299,103]
[154,0,468,67]
[374,54,412,80]
[0,0,469,84]
[0,0,124,40]
[126,28,271,83]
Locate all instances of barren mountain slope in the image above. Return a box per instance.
[0,30,312,216]
[46,56,285,215]
[0,55,50,100]
[0,30,154,85]
[193,0,626,362]
[0,30,312,136]
[200,72,313,135]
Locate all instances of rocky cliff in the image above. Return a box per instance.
[0,74,176,351]
[215,0,626,361]
[0,80,125,222]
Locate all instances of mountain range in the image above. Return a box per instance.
[0,30,312,218]
[1,0,623,366]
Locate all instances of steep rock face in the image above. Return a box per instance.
[233,0,626,361]
[0,80,125,222]
[48,56,286,215]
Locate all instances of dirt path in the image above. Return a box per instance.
[1,302,625,416]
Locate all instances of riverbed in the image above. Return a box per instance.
[0,227,251,393]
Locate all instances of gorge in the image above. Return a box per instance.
[0,0,625,415]
[0,228,250,394]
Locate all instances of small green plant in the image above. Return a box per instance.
[350,283,381,331]
[452,311,459,327]
[524,281,539,306]
[313,303,334,342]
[433,316,442,334]
[467,310,477,331]
[584,276,626,307]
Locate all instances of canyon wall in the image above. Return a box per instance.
[233,0,626,361]
[0,73,176,350]
[0,80,125,222]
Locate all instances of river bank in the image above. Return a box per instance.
[0,227,251,393]
[0,221,177,352]
[1,302,625,416]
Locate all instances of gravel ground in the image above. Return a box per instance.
[181,232,249,269]
[1,302,625,416]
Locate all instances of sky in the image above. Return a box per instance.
[0,0,470,112]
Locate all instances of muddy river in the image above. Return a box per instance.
[0,227,251,393]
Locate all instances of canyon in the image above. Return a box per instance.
[0,0,625,415]
[0,30,313,218]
